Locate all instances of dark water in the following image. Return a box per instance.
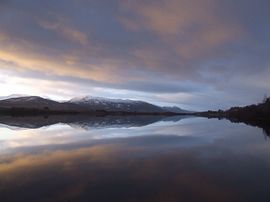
[0,116,270,202]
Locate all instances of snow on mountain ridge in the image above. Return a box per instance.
[69,96,142,104]
[0,94,29,100]
[68,96,163,112]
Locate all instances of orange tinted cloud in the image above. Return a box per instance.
[0,43,124,84]
[39,20,89,45]
[121,0,242,59]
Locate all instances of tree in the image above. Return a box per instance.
[263,94,268,103]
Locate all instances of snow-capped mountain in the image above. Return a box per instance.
[68,96,164,113]
[0,95,192,114]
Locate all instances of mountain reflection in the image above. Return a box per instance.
[0,115,188,130]
[1,115,269,139]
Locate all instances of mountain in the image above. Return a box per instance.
[68,96,165,113]
[0,95,191,115]
[0,96,79,111]
[162,106,192,114]
[0,94,29,100]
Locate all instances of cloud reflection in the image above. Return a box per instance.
[1,124,270,202]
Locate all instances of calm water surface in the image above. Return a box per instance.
[0,116,269,202]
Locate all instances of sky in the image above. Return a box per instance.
[0,0,269,110]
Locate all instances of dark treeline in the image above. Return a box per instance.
[196,97,270,136]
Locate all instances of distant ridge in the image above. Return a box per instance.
[0,94,29,100]
[162,106,192,114]
[0,95,192,115]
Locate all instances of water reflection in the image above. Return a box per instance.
[0,115,187,129]
[0,116,270,201]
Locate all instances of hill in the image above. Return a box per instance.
[0,95,191,116]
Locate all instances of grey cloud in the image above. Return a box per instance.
[0,0,269,109]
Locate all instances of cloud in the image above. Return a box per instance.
[120,0,242,58]
[0,0,269,109]
[39,20,88,45]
